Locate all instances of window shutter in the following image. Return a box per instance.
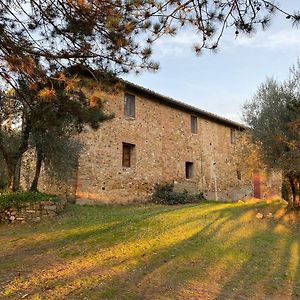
[185,162,194,179]
[191,116,197,133]
[122,144,131,167]
[124,93,135,118]
[122,143,135,167]
[231,129,236,144]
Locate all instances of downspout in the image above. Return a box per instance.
[200,150,203,191]
[212,144,218,201]
[213,161,218,201]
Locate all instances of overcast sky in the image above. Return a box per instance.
[122,1,300,123]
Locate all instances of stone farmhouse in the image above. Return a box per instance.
[72,80,280,204]
[22,78,281,203]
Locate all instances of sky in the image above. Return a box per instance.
[122,1,300,123]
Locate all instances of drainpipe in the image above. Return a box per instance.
[200,150,203,191]
[213,161,218,201]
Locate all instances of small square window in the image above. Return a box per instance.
[185,162,194,179]
[231,129,236,144]
[191,115,197,134]
[122,143,135,167]
[124,93,135,118]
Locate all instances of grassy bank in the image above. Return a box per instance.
[1,200,299,299]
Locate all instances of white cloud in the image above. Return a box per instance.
[233,29,300,50]
[153,30,200,58]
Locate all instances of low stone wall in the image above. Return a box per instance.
[0,199,66,224]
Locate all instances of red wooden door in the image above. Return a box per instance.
[253,172,261,199]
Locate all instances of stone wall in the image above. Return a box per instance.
[20,149,77,201]
[0,198,66,224]
[74,86,281,204]
[25,82,281,204]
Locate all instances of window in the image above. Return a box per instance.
[191,115,198,134]
[230,129,236,144]
[124,93,135,118]
[237,170,242,180]
[122,143,135,167]
[185,162,194,179]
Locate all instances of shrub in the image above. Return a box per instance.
[152,183,204,205]
[0,191,58,212]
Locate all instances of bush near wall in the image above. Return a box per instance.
[0,192,65,223]
[152,183,204,205]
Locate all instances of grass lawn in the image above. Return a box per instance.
[1,200,300,299]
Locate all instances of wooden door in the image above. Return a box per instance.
[253,171,261,199]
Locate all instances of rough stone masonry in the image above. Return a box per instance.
[0,198,66,224]
[74,81,281,204]
[22,80,281,204]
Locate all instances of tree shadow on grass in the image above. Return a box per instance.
[2,201,298,300]
[0,202,223,259]
[60,203,276,299]
[214,228,300,299]
[71,202,300,300]
[0,202,228,294]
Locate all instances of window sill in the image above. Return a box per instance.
[122,167,136,171]
[185,178,196,182]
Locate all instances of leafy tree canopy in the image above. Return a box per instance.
[1,0,299,81]
[0,75,112,191]
[243,62,300,207]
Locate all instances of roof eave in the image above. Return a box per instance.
[123,80,246,130]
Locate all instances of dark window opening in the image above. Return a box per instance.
[191,115,198,134]
[122,143,135,167]
[124,93,135,118]
[185,162,194,179]
[231,129,236,144]
[237,170,242,180]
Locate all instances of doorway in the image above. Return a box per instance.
[253,171,261,199]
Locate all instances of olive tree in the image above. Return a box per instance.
[0,74,112,191]
[243,64,300,208]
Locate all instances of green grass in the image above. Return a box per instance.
[0,191,58,212]
[1,200,300,299]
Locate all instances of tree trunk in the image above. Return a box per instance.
[0,118,31,191]
[30,150,43,192]
[13,158,21,191]
[6,166,15,191]
[6,162,19,192]
[295,175,300,208]
[286,173,300,210]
